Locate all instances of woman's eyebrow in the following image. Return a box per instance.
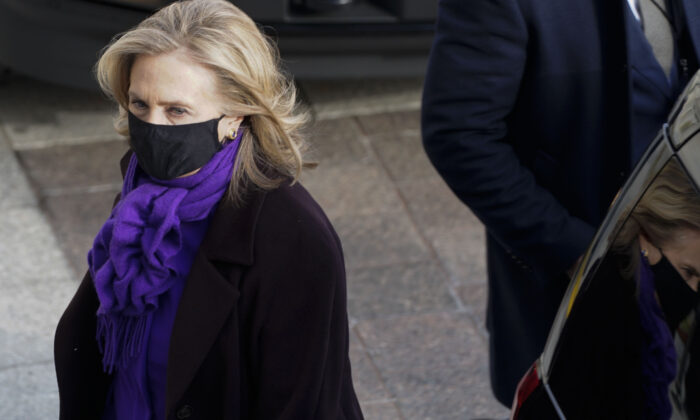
[127,91,143,101]
[159,100,193,108]
[127,91,192,108]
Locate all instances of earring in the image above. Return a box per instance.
[641,248,649,258]
[227,127,238,140]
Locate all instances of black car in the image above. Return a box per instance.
[0,0,435,89]
[512,71,700,419]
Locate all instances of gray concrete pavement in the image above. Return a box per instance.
[0,75,508,419]
[0,114,73,419]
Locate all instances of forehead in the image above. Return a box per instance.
[665,228,700,258]
[670,228,700,245]
[128,50,220,103]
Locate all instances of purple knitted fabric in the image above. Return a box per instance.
[638,254,677,420]
[88,129,243,373]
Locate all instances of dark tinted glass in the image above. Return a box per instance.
[546,157,700,420]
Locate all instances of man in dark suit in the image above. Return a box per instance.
[421,0,700,406]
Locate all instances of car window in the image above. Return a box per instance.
[542,154,700,420]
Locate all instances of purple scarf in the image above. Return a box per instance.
[638,253,677,420]
[88,130,243,373]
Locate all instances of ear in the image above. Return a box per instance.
[217,115,245,142]
[638,233,662,265]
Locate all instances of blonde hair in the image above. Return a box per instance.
[95,0,309,203]
[614,159,700,277]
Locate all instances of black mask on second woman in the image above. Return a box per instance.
[652,255,699,332]
[128,112,224,180]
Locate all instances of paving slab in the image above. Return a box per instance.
[356,312,507,419]
[368,130,439,182]
[17,140,128,194]
[331,211,430,271]
[390,363,505,420]
[0,207,75,366]
[456,282,489,331]
[0,279,75,368]
[0,363,59,420]
[0,75,121,150]
[356,110,421,136]
[349,330,392,404]
[0,127,36,210]
[43,190,118,275]
[347,261,457,321]
[360,401,404,420]
[397,178,487,287]
[306,116,373,164]
[300,162,404,219]
[396,176,479,229]
[427,224,487,287]
[0,206,75,419]
[0,207,73,286]
[15,139,126,275]
[356,312,485,368]
[299,78,423,121]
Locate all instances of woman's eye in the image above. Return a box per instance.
[169,107,187,116]
[682,267,698,279]
[131,100,147,109]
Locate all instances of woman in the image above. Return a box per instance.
[613,159,700,420]
[53,1,364,419]
[615,159,700,326]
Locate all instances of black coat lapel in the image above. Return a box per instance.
[163,186,267,418]
[164,251,240,418]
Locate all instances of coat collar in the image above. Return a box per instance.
[165,248,242,418]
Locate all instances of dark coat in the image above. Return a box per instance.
[54,153,364,420]
[421,0,700,405]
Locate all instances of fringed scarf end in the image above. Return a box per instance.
[96,314,149,374]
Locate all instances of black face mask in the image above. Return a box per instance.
[652,255,699,332]
[128,112,224,180]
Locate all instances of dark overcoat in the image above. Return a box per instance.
[54,153,364,420]
[421,0,700,405]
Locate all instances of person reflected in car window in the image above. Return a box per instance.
[613,159,700,419]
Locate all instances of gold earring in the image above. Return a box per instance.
[227,127,237,140]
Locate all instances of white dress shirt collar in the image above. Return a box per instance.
[628,0,642,21]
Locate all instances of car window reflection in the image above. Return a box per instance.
[612,158,700,419]
[545,158,700,420]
